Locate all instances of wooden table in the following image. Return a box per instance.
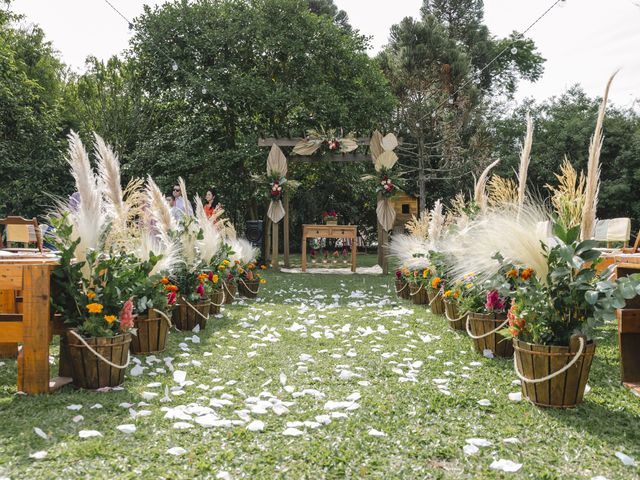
[301,224,357,273]
[0,254,72,394]
[613,253,640,396]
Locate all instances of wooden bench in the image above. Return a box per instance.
[0,255,72,394]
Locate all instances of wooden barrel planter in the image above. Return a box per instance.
[131,310,171,355]
[427,289,445,315]
[409,284,429,305]
[513,336,595,408]
[238,279,260,299]
[67,330,132,390]
[223,281,236,305]
[466,312,513,358]
[444,301,466,331]
[172,298,210,331]
[395,280,410,300]
[210,289,225,315]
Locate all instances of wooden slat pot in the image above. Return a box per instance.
[514,336,595,408]
[131,310,169,355]
[409,283,429,305]
[223,282,236,305]
[395,280,410,300]
[67,330,131,389]
[444,301,466,331]
[210,289,225,315]
[172,297,210,331]
[238,279,260,299]
[467,312,513,358]
[427,288,445,315]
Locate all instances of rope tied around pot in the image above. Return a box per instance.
[408,284,423,296]
[395,282,408,294]
[183,299,210,320]
[428,289,442,306]
[513,337,586,384]
[209,288,227,307]
[445,306,468,323]
[239,279,260,296]
[68,330,131,370]
[223,282,236,301]
[465,314,510,340]
[152,308,173,329]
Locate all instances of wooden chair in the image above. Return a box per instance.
[0,216,43,253]
[593,218,631,248]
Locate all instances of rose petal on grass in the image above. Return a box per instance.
[477,399,491,407]
[490,459,522,472]
[33,427,48,440]
[463,444,479,456]
[615,452,636,466]
[508,392,522,402]
[282,427,304,436]
[247,420,265,432]
[368,429,386,437]
[78,430,102,439]
[29,450,47,460]
[116,424,136,434]
[66,404,82,411]
[166,446,187,456]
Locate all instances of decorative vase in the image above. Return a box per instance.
[409,283,429,305]
[210,289,225,315]
[238,279,261,299]
[131,309,170,354]
[427,288,445,315]
[223,281,236,305]
[513,336,595,408]
[444,301,465,331]
[172,296,210,331]
[67,330,132,389]
[467,312,513,358]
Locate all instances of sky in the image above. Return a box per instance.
[8,0,640,108]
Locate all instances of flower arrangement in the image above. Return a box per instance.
[376,167,402,199]
[268,174,286,202]
[322,211,338,224]
[293,127,359,157]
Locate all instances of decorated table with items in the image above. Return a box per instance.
[301,224,357,273]
[0,252,72,394]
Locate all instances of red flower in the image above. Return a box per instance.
[167,291,177,305]
[196,283,205,297]
[208,271,214,282]
[119,298,135,332]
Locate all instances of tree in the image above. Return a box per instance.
[377,0,544,211]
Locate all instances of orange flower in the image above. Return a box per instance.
[165,284,178,292]
[443,290,453,298]
[506,269,518,279]
[104,315,117,324]
[248,263,256,270]
[159,277,169,285]
[431,277,442,289]
[453,291,461,299]
[234,260,241,265]
[87,291,96,300]
[198,273,208,282]
[260,265,267,270]
[86,303,103,314]
[422,268,430,279]
[521,268,534,280]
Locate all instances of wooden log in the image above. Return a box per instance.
[444,301,465,331]
[264,217,272,264]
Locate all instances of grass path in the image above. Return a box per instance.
[0,270,639,479]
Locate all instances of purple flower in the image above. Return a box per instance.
[485,290,506,312]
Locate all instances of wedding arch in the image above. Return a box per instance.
[258,129,401,274]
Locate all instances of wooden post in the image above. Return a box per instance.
[272,221,279,270]
[351,229,357,273]
[0,290,17,358]
[264,217,272,265]
[376,192,384,268]
[284,192,290,268]
[301,226,307,272]
[381,229,389,275]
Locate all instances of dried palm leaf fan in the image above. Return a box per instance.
[370,131,400,231]
[580,70,618,241]
[266,144,288,223]
[293,127,358,156]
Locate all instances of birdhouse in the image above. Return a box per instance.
[389,191,419,233]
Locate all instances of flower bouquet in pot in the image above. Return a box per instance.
[322,210,338,225]
[394,268,411,300]
[443,280,466,331]
[503,224,640,407]
[170,266,212,331]
[426,252,447,315]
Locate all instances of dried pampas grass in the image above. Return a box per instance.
[428,200,445,245]
[517,113,534,210]
[194,195,224,265]
[546,157,585,231]
[388,234,432,270]
[581,70,618,240]
[474,159,500,213]
[487,175,518,208]
[405,210,429,239]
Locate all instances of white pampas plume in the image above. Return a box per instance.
[474,159,500,213]
[64,131,105,271]
[94,134,125,228]
[145,176,175,237]
[228,238,259,265]
[388,234,432,270]
[444,203,551,283]
[194,195,223,264]
[178,177,193,217]
[138,230,180,276]
[580,71,617,240]
[517,113,534,212]
[428,199,445,246]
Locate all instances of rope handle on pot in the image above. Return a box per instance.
[445,308,468,323]
[152,308,173,329]
[409,284,423,296]
[224,282,236,301]
[428,289,443,306]
[68,330,131,370]
[513,337,585,384]
[239,279,260,296]
[395,282,408,294]
[209,288,226,307]
[465,315,510,340]
[184,300,210,320]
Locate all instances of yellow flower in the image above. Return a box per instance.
[466,283,473,289]
[431,277,442,289]
[238,267,245,275]
[104,315,117,324]
[87,291,96,300]
[422,268,430,279]
[443,290,453,298]
[259,279,267,285]
[223,259,230,266]
[260,265,267,270]
[86,303,103,314]
[218,265,226,271]
[212,274,219,284]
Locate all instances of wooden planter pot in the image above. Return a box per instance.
[238,279,260,299]
[427,289,445,315]
[408,284,428,305]
[131,310,170,355]
[325,220,337,225]
[467,312,513,358]
[514,337,595,408]
[67,330,131,390]
[172,298,210,331]
[444,301,466,331]
[395,280,410,300]
[210,289,225,315]
[223,282,236,305]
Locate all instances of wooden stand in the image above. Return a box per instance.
[0,255,72,394]
[302,225,357,273]
[614,254,640,396]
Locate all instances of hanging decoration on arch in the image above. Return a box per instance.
[370,130,400,231]
[293,127,359,156]
[266,144,288,223]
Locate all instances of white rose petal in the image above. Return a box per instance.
[368,429,386,437]
[29,450,48,460]
[166,446,187,456]
[615,452,636,466]
[247,420,265,432]
[282,427,304,436]
[490,459,522,473]
[78,430,102,439]
[477,399,491,407]
[463,444,479,456]
[33,427,48,440]
[116,424,136,434]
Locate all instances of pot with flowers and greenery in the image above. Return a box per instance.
[504,225,640,407]
[322,211,338,225]
[171,268,212,331]
[394,268,411,300]
[237,265,266,299]
[443,279,466,331]
[408,268,431,305]
[426,252,447,315]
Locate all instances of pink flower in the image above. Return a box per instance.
[485,290,506,312]
[196,283,205,297]
[208,271,214,282]
[167,291,177,305]
[119,298,135,332]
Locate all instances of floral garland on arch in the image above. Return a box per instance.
[292,127,359,156]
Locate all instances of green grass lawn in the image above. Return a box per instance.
[1,270,639,479]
